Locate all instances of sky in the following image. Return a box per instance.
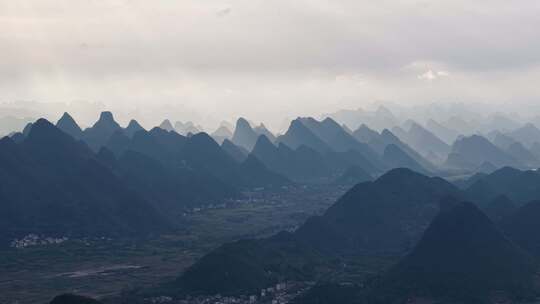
[1,0,540,128]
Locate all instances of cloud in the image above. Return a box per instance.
[418,70,450,81]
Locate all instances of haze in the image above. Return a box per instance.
[2,0,540,128]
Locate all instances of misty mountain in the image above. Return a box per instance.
[124,119,145,138]
[425,118,459,145]
[211,125,233,144]
[159,119,175,132]
[490,130,518,150]
[508,123,540,147]
[506,142,538,167]
[82,111,123,151]
[382,144,430,175]
[402,122,451,158]
[253,123,276,142]
[231,117,259,151]
[221,139,249,163]
[372,202,536,303]
[444,135,521,170]
[276,119,332,155]
[300,117,383,167]
[56,112,83,139]
[175,121,202,135]
[324,105,400,131]
[0,119,168,245]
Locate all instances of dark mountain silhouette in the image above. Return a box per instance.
[49,294,101,304]
[465,167,540,206]
[372,202,537,303]
[221,139,248,163]
[99,148,239,217]
[382,144,430,175]
[509,123,540,147]
[483,195,516,222]
[335,165,373,185]
[276,119,332,155]
[159,119,175,132]
[251,135,332,182]
[82,111,123,151]
[168,169,462,297]
[0,119,168,244]
[295,168,460,254]
[56,112,83,139]
[501,200,540,258]
[445,135,520,169]
[231,118,259,151]
[124,119,145,138]
[170,232,323,296]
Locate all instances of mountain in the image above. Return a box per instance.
[404,122,450,158]
[56,112,83,139]
[483,195,516,222]
[169,232,322,296]
[124,119,145,138]
[101,148,239,217]
[509,123,540,147]
[276,119,332,155]
[82,111,123,151]
[300,117,383,169]
[175,121,201,135]
[372,202,536,303]
[352,124,380,144]
[324,106,399,131]
[425,119,459,145]
[49,294,101,304]
[335,165,373,185]
[251,135,332,182]
[253,123,276,142]
[168,169,461,297]
[506,142,538,167]
[490,130,518,150]
[159,119,175,132]
[445,135,520,169]
[295,168,460,254]
[501,200,540,258]
[382,144,429,175]
[221,139,248,163]
[465,167,540,206]
[231,118,259,151]
[0,119,168,245]
[211,125,233,144]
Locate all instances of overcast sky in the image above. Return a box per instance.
[1,0,539,127]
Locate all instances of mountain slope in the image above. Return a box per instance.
[373,202,537,303]
[0,119,168,244]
